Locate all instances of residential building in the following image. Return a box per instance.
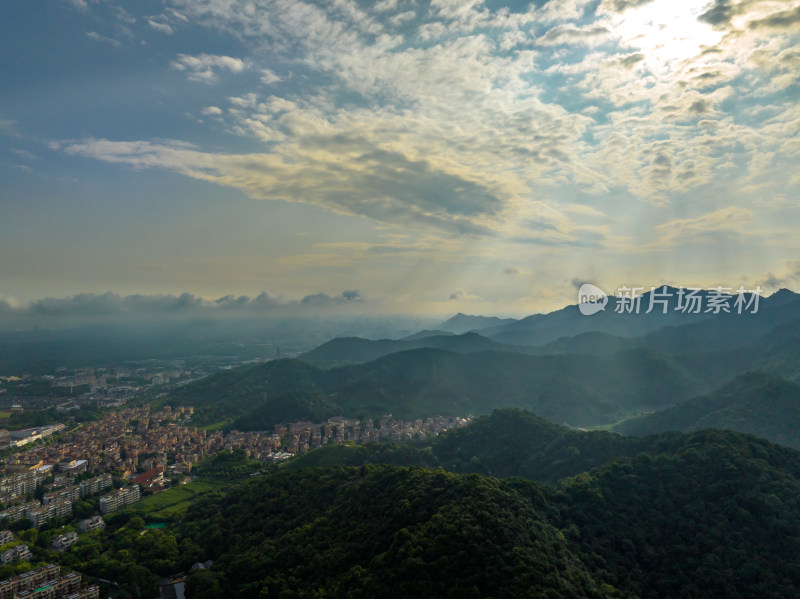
[78,474,112,498]
[0,564,59,599]
[99,486,140,514]
[43,485,80,506]
[51,532,79,552]
[0,544,32,565]
[78,516,105,532]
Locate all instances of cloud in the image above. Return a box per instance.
[260,68,282,84]
[170,54,248,83]
[599,0,655,12]
[0,290,372,321]
[214,294,250,309]
[373,0,399,12]
[757,260,800,290]
[62,138,506,235]
[44,0,800,259]
[748,5,800,30]
[502,266,520,275]
[448,288,480,301]
[570,277,600,291]
[86,32,121,47]
[300,290,364,306]
[390,11,417,26]
[654,207,754,242]
[537,24,610,46]
[147,19,174,34]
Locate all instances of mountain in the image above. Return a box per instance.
[538,331,635,355]
[612,372,800,449]
[401,329,453,340]
[288,408,644,482]
[481,286,800,348]
[166,345,706,429]
[299,332,527,366]
[549,427,800,598]
[436,312,518,334]
[429,408,639,481]
[640,289,800,355]
[178,466,609,598]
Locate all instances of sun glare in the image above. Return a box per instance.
[612,0,724,70]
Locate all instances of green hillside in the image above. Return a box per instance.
[99,424,800,598]
[57,408,800,598]
[179,466,608,598]
[166,346,705,429]
[612,372,800,448]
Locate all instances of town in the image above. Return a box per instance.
[0,397,469,597]
[0,402,469,526]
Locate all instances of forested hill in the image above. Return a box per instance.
[612,371,800,449]
[288,407,800,483]
[170,424,800,598]
[179,467,608,598]
[165,347,703,429]
[62,409,800,598]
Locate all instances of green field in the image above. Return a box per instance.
[134,480,231,519]
[198,419,235,431]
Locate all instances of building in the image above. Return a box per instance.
[28,498,72,529]
[58,460,88,475]
[99,486,140,514]
[51,532,79,552]
[0,544,32,565]
[0,564,99,599]
[78,516,105,533]
[78,474,112,499]
[0,564,59,599]
[0,501,40,525]
[130,468,164,491]
[43,485,80,506]
[0,531,12,545]
[0,471,44,502]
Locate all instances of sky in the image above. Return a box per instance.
[2,0,799,318]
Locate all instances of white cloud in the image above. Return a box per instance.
[147,19,174,34]
[390,10,417,26]
[260,68,282,84]
[171,53,248,83]
[654,207,754,242]
[86,31,121,47]
[373,0,399,12]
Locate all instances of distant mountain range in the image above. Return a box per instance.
[436,312,518,334]
[302,287,800,365]
[161,286,800,451]
[300,332,529,366]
